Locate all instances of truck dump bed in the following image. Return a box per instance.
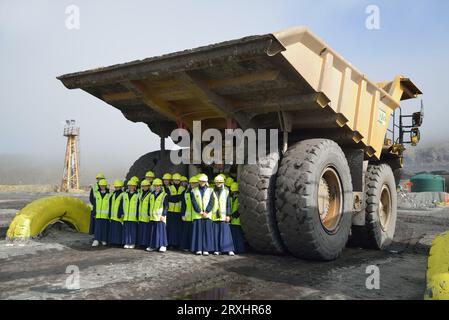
[58,26,421,160]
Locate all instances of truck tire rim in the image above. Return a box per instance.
[318,167,343,232]
[379,184,391,231]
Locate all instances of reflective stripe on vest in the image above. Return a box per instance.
[110,192,124,223]
[231,196,240,225]
[150,191,167,222]
[192,187,213,220]
[168,185,185,213]
[184,191,193,222]
[213,188,229,222]
[95,192,110,220]
[123,192,139,222]
[139,191,151,223]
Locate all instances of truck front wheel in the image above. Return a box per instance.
[350,164,397,249]
[275,139,353,261]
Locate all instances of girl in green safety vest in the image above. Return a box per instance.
[229,182,245,254]
[108,179,125,246]
[190,174,215,255]
[162,173,172,193]
[166,173,186,249]
[144,171,156,192]
[92,179,110,247]
[180,176,199,251]
[130,176,141,194]
[211,175,235,256]
[147,178,169,252]
[122,179,140,249]
[180,176,189,189]
[137,179,152,248]
[89,173,106,236]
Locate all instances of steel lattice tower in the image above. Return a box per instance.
[61,120,80,192]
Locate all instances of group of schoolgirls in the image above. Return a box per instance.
[89,171,245,255]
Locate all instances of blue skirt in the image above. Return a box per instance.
[180,221,193,250]
[167,212,183,247]
[94,218,109,242]
[89,214,95,235]
[137,222,151,247]
[190,219,215,252]
[149,221,168,249]
[123,221,138,245]
[213,221,235,253]
[230,225,245,254]
[108,220,123,245]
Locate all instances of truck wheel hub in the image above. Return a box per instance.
[379,185,391,231]
[318,167,343,232]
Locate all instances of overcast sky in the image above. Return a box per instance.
[1,0,448,179]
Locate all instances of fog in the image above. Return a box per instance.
[1,0,449,185]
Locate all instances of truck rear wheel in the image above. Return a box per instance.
[239,152,286,254]
[350,164,397,249]
[126,150,188,180]
[275,139,353,261]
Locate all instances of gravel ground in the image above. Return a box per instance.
[0,192,448,300]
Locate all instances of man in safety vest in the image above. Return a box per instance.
[190,174,215,255]
[212,175,235,256]
[108,179,125,246]
[122,179,140,249]
[180,176,199,251]
[89,173,106,235]
[229,182,245,254]
[166,172,186,248]
[137,180,152,248]
[147,178,169,252]
[92,179,110,247]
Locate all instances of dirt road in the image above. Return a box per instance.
[0,192,447,300]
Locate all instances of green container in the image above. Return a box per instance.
[410,174,446,193]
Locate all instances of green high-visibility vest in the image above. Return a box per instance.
[139,191,151,223]
[150,191,167,222]
[95,192,110,220]
[123,192,139,222]
[212,188,229,222]
[184,191,193,222]
[231,196,240,226]
[168,185,185,213]
[192,187,213,220]
[91,183,100,200]
[110,191,124,223]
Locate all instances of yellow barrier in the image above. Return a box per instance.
[6,196,91,239]
[425,231,449,300]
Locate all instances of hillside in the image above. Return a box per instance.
[403,142,449,173]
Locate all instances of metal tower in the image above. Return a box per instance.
[61,120,80,192]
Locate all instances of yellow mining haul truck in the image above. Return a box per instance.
[58,26,423,261]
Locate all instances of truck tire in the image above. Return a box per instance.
[239,152,286,254]
[275,139,353,261]
[126,150,188,180]
[350,164,397,249]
